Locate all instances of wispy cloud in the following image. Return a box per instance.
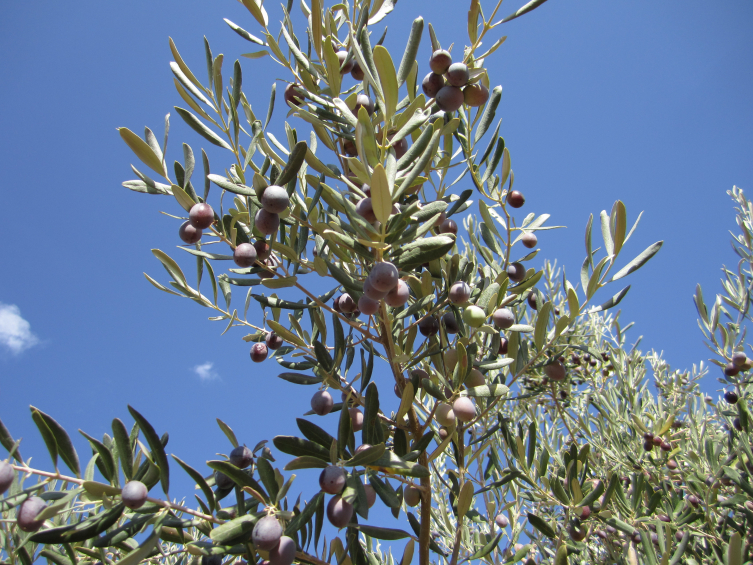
[193,361,220,382]
[0,303,39,355]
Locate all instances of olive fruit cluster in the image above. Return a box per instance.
[318,465,376,529]
[256,184,289,236]
[360,261,409,313]
[179,202,215,244]
[252,515,296,565]
[422,49,489,112]
[250,331,284,363]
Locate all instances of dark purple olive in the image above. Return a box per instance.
[498,336,509,355]
[643,441,654,452]
[364,484,377,508]
[385,280,410,307]
[311,390,334,416]
[229,445,253,469]
[687,494,700,507]
[215,471,234,490]
[354,94,375,116]
[284,84,304,106]
[343,139,358,156]
[0,461,14,495]
[233,242,258,268]
[319,465,346,494]
[463,83,489,107]
[734,417,743,431]
[724,363,739,376]
[392,137,408,159]
[507,191,525,208]
[521,232,537,249]
[250,343,268,363]
[254,240,272,260]
[449,282,471,305]
[355,198,377,223]
[179,221,202,244]
[363,277,388,300]
[442,312,459,334]
[643,432,654,441]
[122,480,149,509]
[253,515,283,550]
[495,514,509,528]
[269,535,296,565]
[16,496,47,532]
[370,262,399,292]
[732,351,747,366]
[327,495,353,528]
[338,293,356,314]
[422,72,445,98]
[358,295,380,315]
[255,209,280,235]
[439,218,458,235]
[336,51,354,74]
[435,86,464,113]
[419,316,440,337]
[544,362,565,381]
[446,63,469,87]
[652,436,663,446]
[349,408,364,432]
[527,292,539,310]
[506,262,526,283]
[568,521,588,542]
[259,258,277,279]
[724,391,739,404]
[403,485,421,507]
[261,185,290,214]
[429,50,452,74]
[265,331,284,350]
[351,61,365,81]
[492,308,515,329]
[666,459,678,470]
[189,203,215,229]
[579,506,591,520]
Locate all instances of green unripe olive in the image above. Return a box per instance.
[463,305,486,328]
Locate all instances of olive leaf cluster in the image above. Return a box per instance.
[3,0,753,564]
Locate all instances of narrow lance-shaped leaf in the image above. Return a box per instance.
[174,107,233,150]
[112,418,134,480]
[128,405,170,495]
[31,407,80,477]
[474,86,502,144]
[397,17,423,87]
[610,241,663,281]
[118,128,167,178]
[0,418,23,462]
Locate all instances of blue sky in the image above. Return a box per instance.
[1,0,752,546]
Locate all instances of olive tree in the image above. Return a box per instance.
[2,0,752,564]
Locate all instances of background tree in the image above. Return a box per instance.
[1,1,752,564]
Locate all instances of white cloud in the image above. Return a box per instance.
[193,361,220,382]
[0,303,39,355]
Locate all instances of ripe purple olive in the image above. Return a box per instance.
[255,209,280,235]
[734,417,743,431]
[666,459,678,470]
[121,480,149,509]
[579,506,591,520]
[343,139,358,157]
[453,397,476,422]
[498,337,509,355]
[446,63,469,87]
[652,436,663,446]
[492,308,515,329]
[438,427,449,440]
[319,466,346,494]
[363,278,388,301]
[327,495,354,529]
[284,84,304,106]
[724,363,739,376]
[724,391,739,404]
[253,515,283,550]
[403,485,421,507]
[466,369,485,388]
[254,240,272,261]
[544,361,566,381]
[354,94,375,116]
[259,258,277,279]
[429,50,452,74]
[215,471,234,490]
[261,185,290,214]
[349,408,364,432]
[338,293,356,314]
[358,295,380,315]
[527,292,540,310]
[422,72,445,98]
[351,61,365,81]
[179,221,202,244]
[442,312,459,334]
[463,83,489,107]
[385,280,410,307]
[311,390,334,416]
[370,262,399,292]
[687,494,701,507]
[435,85,464,113]
[643,440,654,452]
[230,445,253,469]
[643,432,654,441]
[449,282,471,305]
[355,198,377,223]
[250,343,268,363]
[507,191,525,208]
[506,262,526,283]
[732,351,747,366]
[265,331,284,350]
[336,51,354,74]
[392,136,408,159]
[233,242,258,268]
[660,441,671,452]
[364,484,377,508]
[419,316,440,337]
[16,496,48,532]
[495,514,509,528]
[435,403,455,426]
[439,218,458,235]
[189,203,215,229]
[568,521,588,542]
[0,461,15,495]
[269,535,296,565]
[521,232,537,248]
